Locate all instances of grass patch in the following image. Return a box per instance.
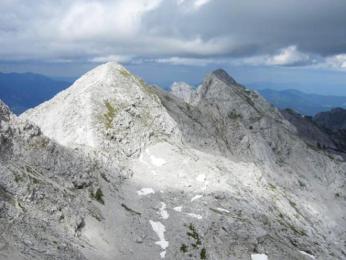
[268,183,277,191]
[119,69,131,78]
[182,223,207,259]
[289,200,297,208]
[103,100,118,129]
[180,244,188,253]
[187,223,202,248]
[200,248,207,259]
[227,110,242,120]
[14,174,23,183]
[90,188,104,205]
[298,180,306,188]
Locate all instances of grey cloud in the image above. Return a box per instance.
[144,0,346,57]
[0,0,345,68]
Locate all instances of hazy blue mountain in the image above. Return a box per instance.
[2,70,346,117]
[0,72,70,114]
[258,88,346,115]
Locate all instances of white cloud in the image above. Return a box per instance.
[89,55,133,63]
[58,0,162,41]
[155,57,214,66]
[176,0,212,10]
[325,54,346,70]
[266,46,310,66]
[241,46,313,67]
[0,0,345,73]
[193,0,212,9]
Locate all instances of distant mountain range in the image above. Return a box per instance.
[258,89,346,116]
[0,72,71,114]
[1,71,346,117]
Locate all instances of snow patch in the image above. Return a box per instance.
[150,155,166,167]
[216,207,230,213]
[251,254,268,260]
[140,149,166,167]
[137,188,155,196]
[196,174,205,182]
[191,195,203,202]
[159,202,169,219]
[299,251,315,259]
[160,251,166,258]
[139,153,149,166]
[173,206,183,212]
[187,213,203,220]
[182,158,189,165]
[149,220,169,250]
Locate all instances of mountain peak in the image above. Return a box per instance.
[210,68,237,85]
[100,61,125,69]
[0,99,11,122]
[80,62,132,81]
[21,63,179,156]
[170,82,197,104]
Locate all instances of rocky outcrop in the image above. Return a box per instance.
[282,107,346,155]
[0,100,11,122]
[0,62,344,259]
[281,108,337,150]
[314,108,346,130]
[170,82,197,105]
[0,104,123,259]
[313,108,346,153]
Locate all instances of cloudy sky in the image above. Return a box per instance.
[1,0,346,94]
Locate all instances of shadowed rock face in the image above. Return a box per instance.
[1,63,345,260]
[281,109,336,150]
[282,108,346,155]
[313,108,346,153]
[210,69,237,85]
[314,108,346,130]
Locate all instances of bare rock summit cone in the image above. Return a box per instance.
[21,62,180,159]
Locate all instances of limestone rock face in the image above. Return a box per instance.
[0,63,344,260]
[0,105,122,259]
[281,108,337,150]
[170,82,198,104]
[282,108,346,155]
[0,100,11,122]
[22,62,180,160]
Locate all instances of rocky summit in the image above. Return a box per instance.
[0,62,345,260]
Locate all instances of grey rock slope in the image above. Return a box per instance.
[2,62,345,260]
[170,82,198,105]
[0,100,124,259]
[313,108,346,154]
[282,108,346,155]
[280,109,337,151]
